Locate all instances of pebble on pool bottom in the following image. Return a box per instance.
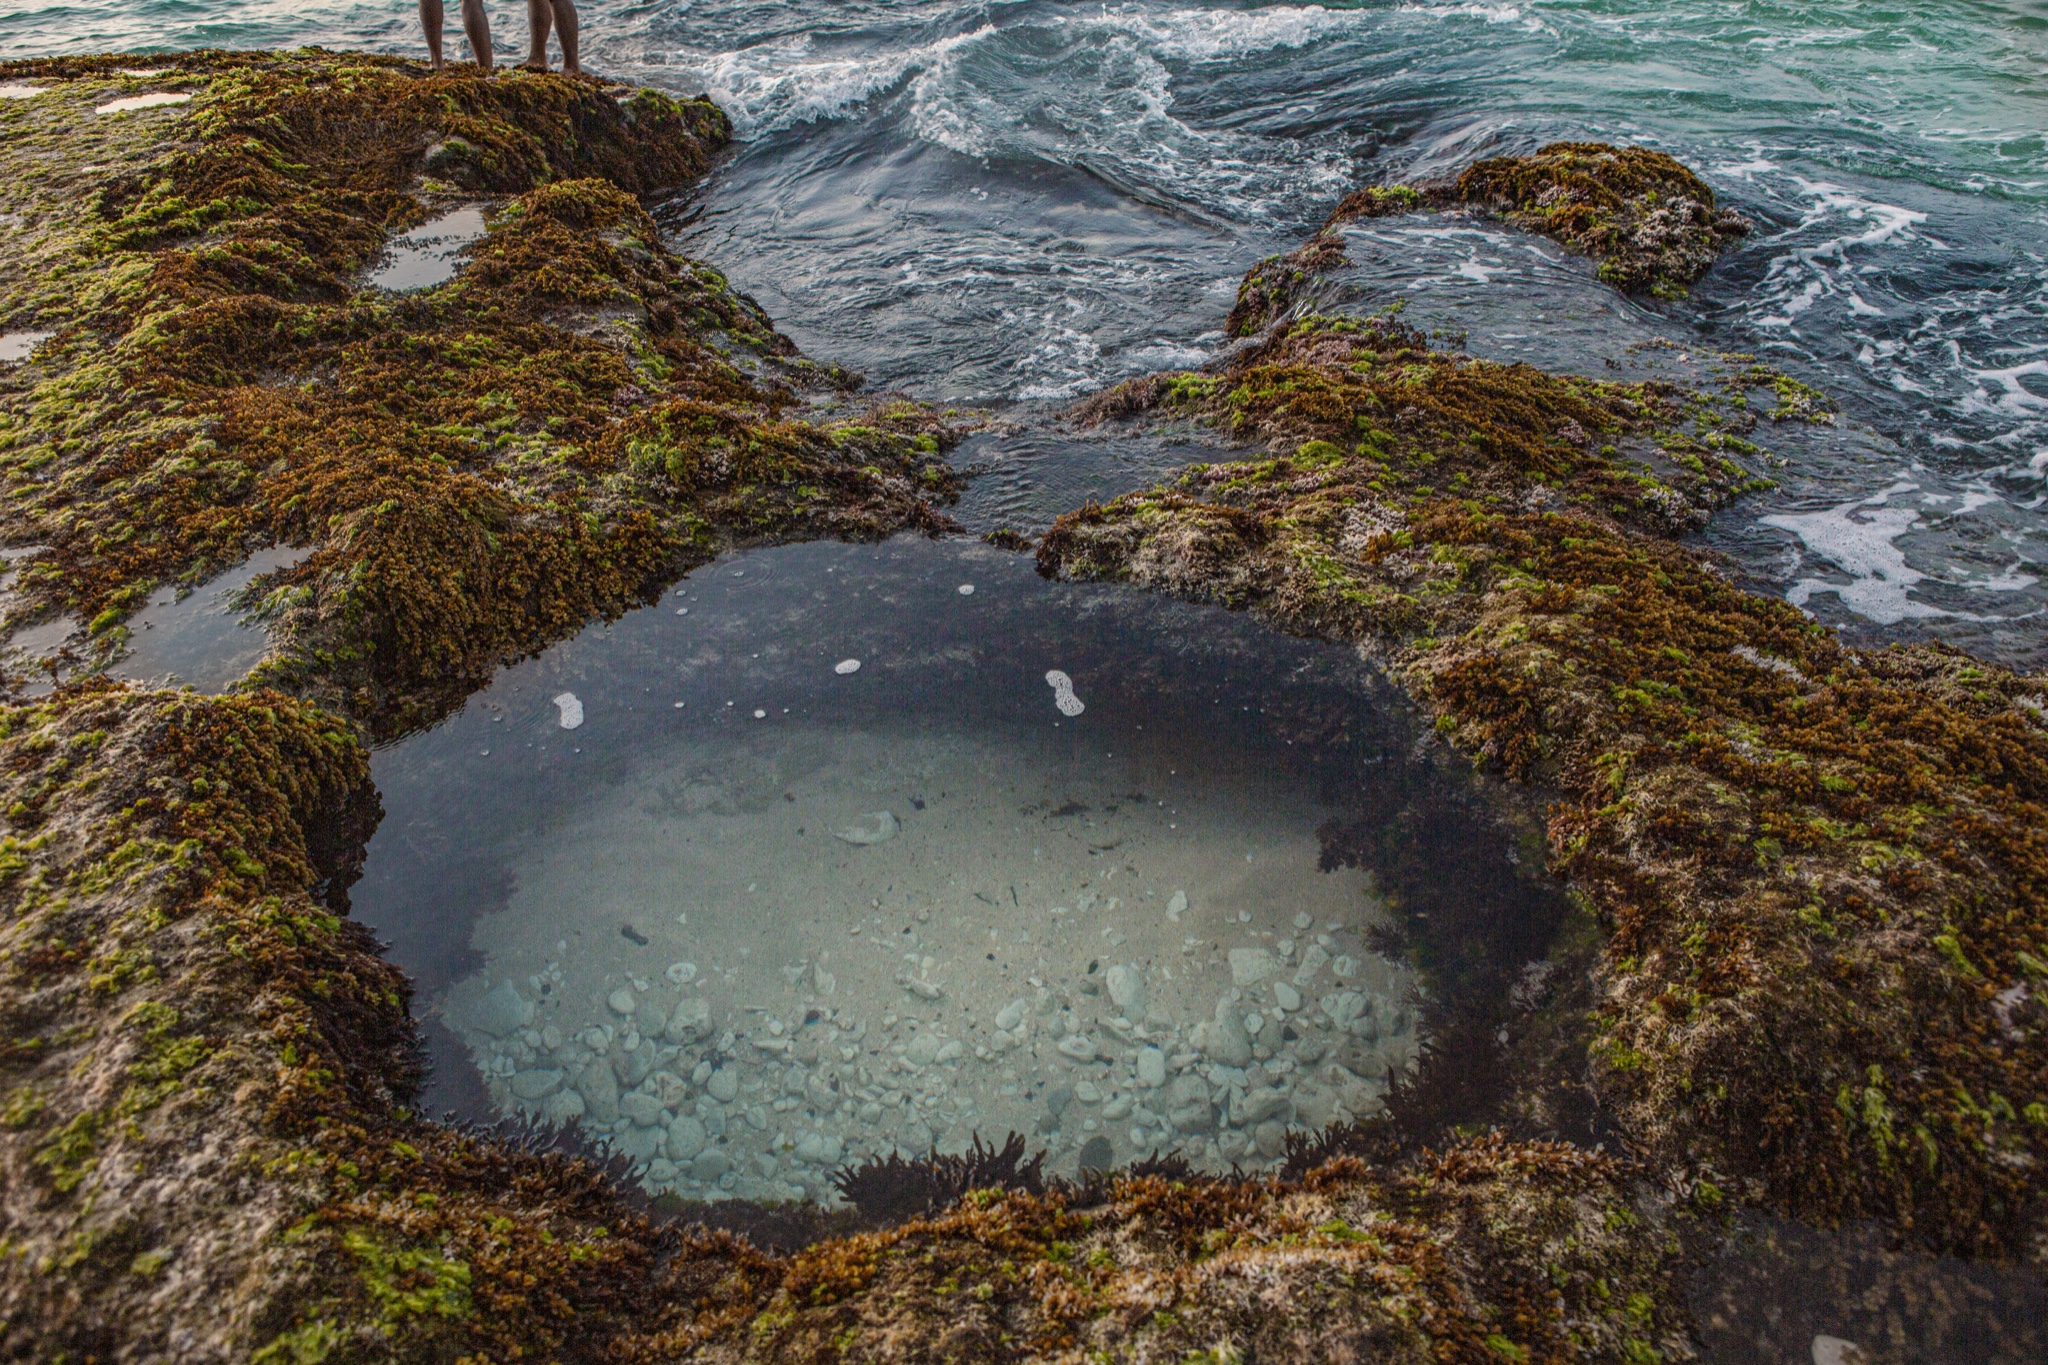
[441,723,1418,1206]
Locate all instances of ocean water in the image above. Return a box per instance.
[8,0,2046,662]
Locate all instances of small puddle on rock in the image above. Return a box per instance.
[110,545,313,691]
[357,535,1556,1206]
[366,206,489,292]
[2,596,86,694]
[0,84,45,100]
[93,92,192,114]
[0,331,54,363]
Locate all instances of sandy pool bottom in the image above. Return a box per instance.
[442,720,1416,1204]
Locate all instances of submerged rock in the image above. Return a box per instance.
[473,980,532,1036]
[577,1060,621,1125]
[833,810,898,845]
[509,1069,563,1101]
[1202,997,1255,1067]
[664,997,713,1043]
[1228,948,1277,986]
[1104,963,1146,1014]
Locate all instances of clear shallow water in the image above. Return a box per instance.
[355,536,1454,1197]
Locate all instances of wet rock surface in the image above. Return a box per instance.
[1224,140,1753,337]
[0,49,964,736]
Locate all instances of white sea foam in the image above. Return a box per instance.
[1393,2,1538,27]
[1961,359,2048,417]
[1762,481,2038,625]
[1749,179,1927,332]
[673,9,1361,221]
[1091,5,1370,62]
[681,28,991,140]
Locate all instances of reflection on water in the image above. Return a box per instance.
[0,329,54,362]
[366,206,488,292]
[110,544,311,692]
[357,535,1469,1202]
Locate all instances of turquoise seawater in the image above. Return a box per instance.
[7,1,2047,655]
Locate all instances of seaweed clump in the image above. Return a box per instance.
[832,1131,1048,1224]
[1226,142,1750,336]
[1449,142,1751,296]
[0,52,964,735]
[1040,253,2048,1258]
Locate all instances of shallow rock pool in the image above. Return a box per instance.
[353,534,1502,1203]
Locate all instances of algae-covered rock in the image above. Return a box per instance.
[0,49,965,736]
[1224,141,1750,337]
[1042,223,2048,1259]
[1449,141,1752,296]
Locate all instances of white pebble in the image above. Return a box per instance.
[607,988,636,1015]
[834,658,861,674]
[666,961,698,985]
[553,692,584,729]
[957,584,974,595]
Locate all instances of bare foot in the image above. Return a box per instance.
[562,62,582,75]
[519,59,549,71]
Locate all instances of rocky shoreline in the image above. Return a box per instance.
[0,47,2040,1364]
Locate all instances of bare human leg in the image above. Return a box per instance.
[523,0,552,70]
[420,0,444,69]
[461,0,495,71]
[552,0,581,75]
[524,0,580,74]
